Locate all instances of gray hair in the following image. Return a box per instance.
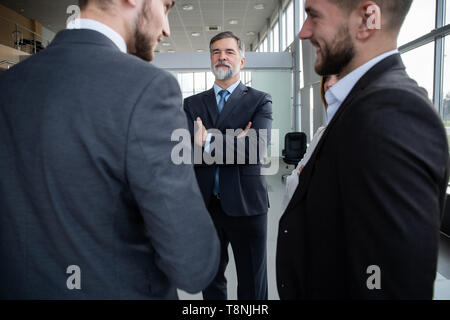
[209,31,245,57]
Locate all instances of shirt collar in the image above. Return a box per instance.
[325,49,398,123]
[67,18,127,54]
[213,80,241,97]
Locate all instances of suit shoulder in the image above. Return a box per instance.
[246,86,271,99]
[184,90,211,103]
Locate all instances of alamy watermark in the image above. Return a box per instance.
[171,126,279,176]
[66,265,81,290]
[66,5,80,29]
[367,4,381,30]
[366,265,381,290]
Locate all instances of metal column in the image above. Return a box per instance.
[293,0,302,131]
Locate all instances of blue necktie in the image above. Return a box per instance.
[213,90,229,196]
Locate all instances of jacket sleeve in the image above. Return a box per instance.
[337,89,449,299]
[126,71,219,293]
[212,93,273,166]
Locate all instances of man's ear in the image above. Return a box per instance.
[125,0,138,7]
[240,56,246,70]
[355,1,381,41]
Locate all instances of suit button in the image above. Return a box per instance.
[284,229,288,234]
[281,283,285,288]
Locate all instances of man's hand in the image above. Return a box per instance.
[194,117,208,147]
[237,122,252,138]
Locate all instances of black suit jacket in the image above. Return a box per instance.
[0,29,220,299]
[183,83,273,216]
[276,54,450,299]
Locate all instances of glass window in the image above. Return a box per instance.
[398,0,436,46]
[282,9,287,50]
[262,37,268,52]
[401,42,435,102]
[286,1,294,47]
[447,0,450,25]
[207,72,215,88]
[273,22,280,52]
[442,36,450,144]
[194,72,205,93]
[178,73,194,99]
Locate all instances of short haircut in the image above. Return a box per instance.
[78,0,113,10]
[327,0,413,31]
[209,31,245,57]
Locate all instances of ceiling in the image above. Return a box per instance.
[0,0,279,52]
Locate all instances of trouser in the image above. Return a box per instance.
[203,195,268,300]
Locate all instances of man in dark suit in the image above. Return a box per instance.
[184,32,273,300]
[0,0,220,299]
[277,0,450,299]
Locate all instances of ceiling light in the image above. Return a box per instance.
[168,50,176,53]
[161,42,171,47]
[254,4,265,10]
[197,49,205,52]
[191,32,201,37]
[246,31,256,36]
[182,4,194,11]
[228,20,239,25]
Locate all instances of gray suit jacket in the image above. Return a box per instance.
[0,29,219,299]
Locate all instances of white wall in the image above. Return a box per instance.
[251,70,293,155]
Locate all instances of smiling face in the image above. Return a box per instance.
[299,0,355,76]
[133,0,174,62]
[210,37,245,81]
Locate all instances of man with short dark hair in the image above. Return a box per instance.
[277,0,449,299]
[184,31,273,300]
[0,0,220,299]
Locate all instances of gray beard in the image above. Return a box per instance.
[212,62,239,80]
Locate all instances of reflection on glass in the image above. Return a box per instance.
[442,36,450,144]
[401,42,434,101]
[398,0,435,46]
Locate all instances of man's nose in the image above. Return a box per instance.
[219,51,227,60]
[162,17,171,38]
[298,20,312,40]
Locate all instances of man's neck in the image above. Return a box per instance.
[339,42,397,78]
[215,74,241,89]
[81,9,130,46]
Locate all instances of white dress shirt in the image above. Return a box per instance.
[325,49,399,124]
[67,18,127,54]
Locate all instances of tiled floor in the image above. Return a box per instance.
[178,163,450,300]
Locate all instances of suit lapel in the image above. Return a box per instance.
[284,54,405,213]
[202,88,219,126]
[216,82,248,129]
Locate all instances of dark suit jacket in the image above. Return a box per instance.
[183,83,272,216]
[0,29,220,299]
[276,54,450,299]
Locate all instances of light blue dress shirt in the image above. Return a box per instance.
[325,50,399,124]
[204,80,242,152]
